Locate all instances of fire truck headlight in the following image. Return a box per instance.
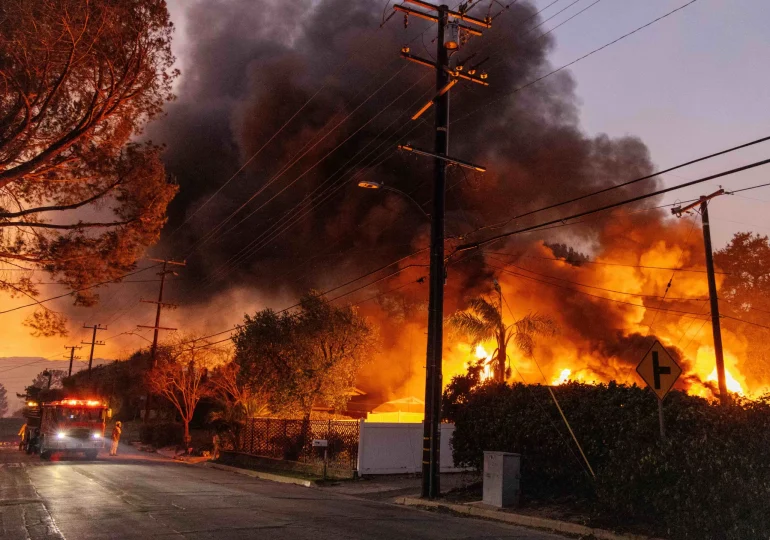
[92,432,101,439]
[56,432,66,439]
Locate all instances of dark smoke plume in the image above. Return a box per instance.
[146,0,687,402]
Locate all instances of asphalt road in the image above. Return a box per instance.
[0,445,566,540]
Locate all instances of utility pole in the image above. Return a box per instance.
[393,0,490,499]
[138,258,184,422]
[82,324,107,377]
[64,345,82,377]
[672,188,728,404]
[137,258,185,366]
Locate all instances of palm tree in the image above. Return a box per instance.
[448,282,557,383]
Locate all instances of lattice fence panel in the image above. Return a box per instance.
[237,418,360,469]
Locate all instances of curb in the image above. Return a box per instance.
[396,497,664,540]
[203,462,316,488]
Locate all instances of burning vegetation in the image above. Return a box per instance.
[2,0,769,415]
[129,0,768,408]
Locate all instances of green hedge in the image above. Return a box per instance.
[139,422,184,448]
[448,381,770,539]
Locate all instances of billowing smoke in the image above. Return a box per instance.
[142,0,747,404]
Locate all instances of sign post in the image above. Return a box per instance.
[636,340,682,442]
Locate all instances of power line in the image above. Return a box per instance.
[327,264,427,304]
[452,0,700,128]
[721,313,770,331]
[174,248,430,348]
[185,64,413,257]
[171,0,703,303]
[490,252,726,274]
[0,264,162,316]
[535,0,603,42]
[167,11,406,241]
[485,262,710,318]
[0,351,69,375]
[200,0,610,285]
[455,156,770,253]
[485,255,708,301]
[168,168,770,357]
[197,77,434,286]
[726,181,770,196]
[167,86,328,239]
[460,133,770,238]
[350,275,427,307]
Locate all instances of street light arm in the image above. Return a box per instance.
[381,185,431,220]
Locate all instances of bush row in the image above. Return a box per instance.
[448,381,770,539]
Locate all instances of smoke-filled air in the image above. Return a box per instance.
[133,0,767,404]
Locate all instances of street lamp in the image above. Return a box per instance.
[356,180,430,220]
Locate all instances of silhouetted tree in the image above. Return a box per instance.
[0,0,179,334]
[715,232,770,385]
[233,292,377,419]
[449,281,557,382]
[146,336,226,447]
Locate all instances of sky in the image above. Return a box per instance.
[535,0,770,245]
[2,0,769,409]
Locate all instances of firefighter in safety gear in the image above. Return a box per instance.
[110,421,122,456]
[18,423,27,451]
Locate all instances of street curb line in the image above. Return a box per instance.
[203,462,315,487]
[396,497,665,540]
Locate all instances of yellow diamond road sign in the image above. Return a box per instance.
[636,340,682,401]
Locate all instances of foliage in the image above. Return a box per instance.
[145,336,226,445]
[714,232,770,385]
[208,361,272,449]
[139,422,184,448]
[64,350,151,420]
[442,359,485,423]
[545,242,589,266]
[0,0,179,334]
[17,369,69,404]
[448,285,557,382]
[30,369,67,390]
[0,383,7,417]
[450,380,770,539]
[232,291,377,418]
[210,360,271,418]
[714,232,770,309]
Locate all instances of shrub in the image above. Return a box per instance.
[139,422,184,448]
[449,381,770,539]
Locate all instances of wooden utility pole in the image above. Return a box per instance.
[138,258,184,422]
[64,345,82,377]
[672,188,728,404]
[82,324,107,377]
[392,0,490,499]
[138,258,185,366]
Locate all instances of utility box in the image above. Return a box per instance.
[482,451,521,508]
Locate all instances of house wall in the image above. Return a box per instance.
[356,421,470,475]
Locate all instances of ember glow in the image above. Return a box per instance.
[552,369,572,386]
[707,369,745,396]
[359,231,769,406]
[4,0,769,416]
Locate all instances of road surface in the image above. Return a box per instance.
[0,444,565,540]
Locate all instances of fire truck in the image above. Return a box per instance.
[35,399,109,460]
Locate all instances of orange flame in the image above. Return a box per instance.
[474,344,494,381]
[552,368,571,385]
[706,368,744,395]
